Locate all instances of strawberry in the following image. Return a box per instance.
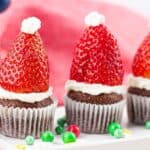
[70,14,124,86]
[132,34,150,78]
[0,18,49,93]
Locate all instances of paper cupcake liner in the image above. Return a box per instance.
[127,93,150,124]
[65,96,125,134]
[0,99,57,139]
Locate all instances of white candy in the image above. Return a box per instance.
[21,17,41,34]
[84,11,105,27]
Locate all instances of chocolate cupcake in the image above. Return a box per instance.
[64,12,125,134]
[0,17,57,138]
[127,33,150,124]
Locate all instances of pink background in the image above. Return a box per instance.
[0,0,149,105]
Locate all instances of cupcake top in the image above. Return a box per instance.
[129,32,150,90]
[0,17,53,103]
[66,12,124,95]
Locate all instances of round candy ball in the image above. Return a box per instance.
[0,0,10,13]
[67,125,80,137]
[145,121,150,129]
[57,116,67,127]
[41,131,54,142]
[62,131,76,144]
[108,122,121,135]
[114,128,124,138]
[25,135,34,145]
[55,126,64,135]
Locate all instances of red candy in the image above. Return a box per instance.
[67,125,80,137]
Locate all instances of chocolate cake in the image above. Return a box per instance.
[68,90,123,104]
[128,87,150,97]
[0,97,53,108]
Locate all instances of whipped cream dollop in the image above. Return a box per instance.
[0,87,53,103]
[21,17,41,34]
[65,80,125,95]
[128,74,150,90]
[84,11,105,27]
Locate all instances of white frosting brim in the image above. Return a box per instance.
[128,74,150,90]
[0,87,53,103]
[65,80,125,95]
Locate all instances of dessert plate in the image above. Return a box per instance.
[0,0,149,105]
[1,107,150,150]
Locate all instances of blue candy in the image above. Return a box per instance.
[0,0,10,13]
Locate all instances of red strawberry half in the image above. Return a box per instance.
[0,17,49,93]
[70,12,124,86]
[132,33,150,78]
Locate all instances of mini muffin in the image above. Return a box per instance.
[127,32,150,124]
[64,12,125,134]
[0,17,57,138]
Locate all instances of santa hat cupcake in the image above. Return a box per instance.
[127,31,150,124]
[65,12,125,134]
[0,17,57,138]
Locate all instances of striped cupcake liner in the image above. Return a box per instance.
[65,95,125,134]
[127,93,150,124]
[0,99,57,139]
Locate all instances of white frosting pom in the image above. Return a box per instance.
[21,17,41,34]
[84,11,105,27]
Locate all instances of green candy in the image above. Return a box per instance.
[62,132,76,144]
[25,135,34,145]
[108,122,121,135]
[114,128,124,138]
[57,116,67,127]
[145,121,150,129]
[55,126,64,135]
[41,131,54,142]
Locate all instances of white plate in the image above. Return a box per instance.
[1,107,150,150]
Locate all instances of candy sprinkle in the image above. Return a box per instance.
[0,0,10,13]
[123,128,132,135]
[25,135,34,145]
[41,131,54,142]
[55,126,64,135]
[62,132,76,144]
[145,121,150,129]
[57,116,67,127]
[114,128,124,138]
[67,125,80,137]
[16,144,26,150]
[107,122,121,135]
